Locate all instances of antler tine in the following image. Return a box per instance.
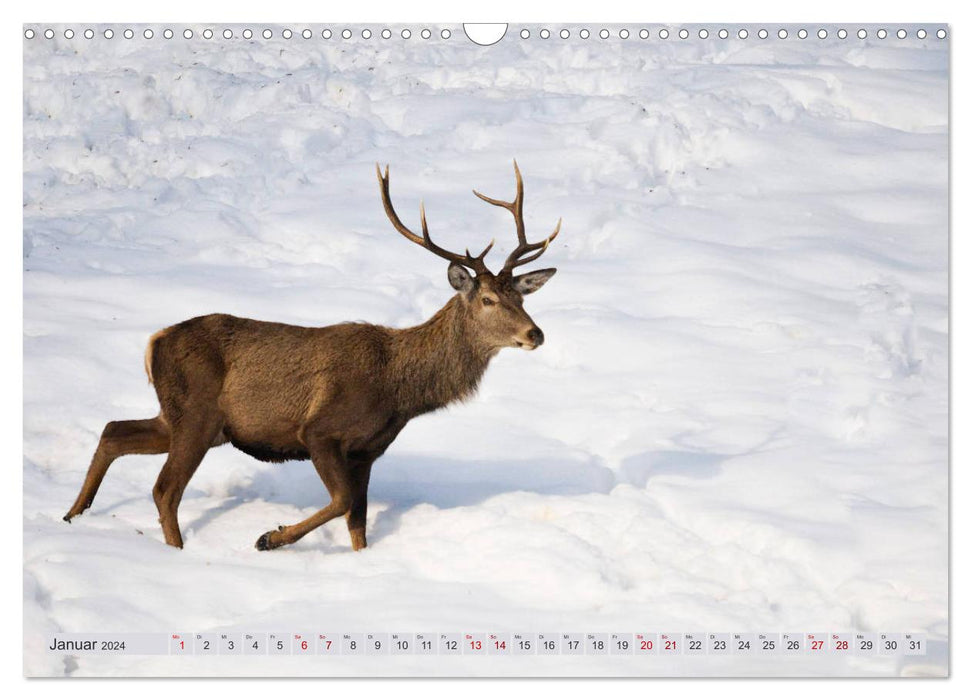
[472,160,560,274]
[376,163,423,247]
[418,200,430,240]
[377,163,492,274]
[464,238,495,268]
[473,159,526,244]
[505,218,561,270]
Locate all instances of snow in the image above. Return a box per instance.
[23,24,948,676]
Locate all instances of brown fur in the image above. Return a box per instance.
[64,272,553,551]
[144,328,168,385]
[64,165,559,552]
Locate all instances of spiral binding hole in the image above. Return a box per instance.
[23,25,950,45]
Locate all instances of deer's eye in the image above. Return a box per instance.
[482,297,497,306]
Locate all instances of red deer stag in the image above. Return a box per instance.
[64,161,561,551]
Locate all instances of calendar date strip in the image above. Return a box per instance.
[46,631,928,656]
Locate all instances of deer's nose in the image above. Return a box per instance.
[527,327,545,347]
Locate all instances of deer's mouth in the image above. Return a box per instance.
[513,327,543,350]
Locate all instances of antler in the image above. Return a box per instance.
[376,164,494,274]
[473,159,561,274]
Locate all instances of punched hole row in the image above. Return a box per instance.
[24,26,948,42]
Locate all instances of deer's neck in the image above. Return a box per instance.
[389,296,496,417]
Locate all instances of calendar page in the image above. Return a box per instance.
[22,22,948,677]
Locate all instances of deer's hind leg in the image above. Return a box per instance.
[152,412,224,549]
[65,417,170,522]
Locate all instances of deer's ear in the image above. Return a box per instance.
[447,262,475,293]
[513,268,556,295]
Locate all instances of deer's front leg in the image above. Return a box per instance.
[345,458,373,551]
[255,436,352,551]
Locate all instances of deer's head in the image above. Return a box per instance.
[377,161,559,351]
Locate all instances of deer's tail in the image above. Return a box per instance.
[144,329,169,385]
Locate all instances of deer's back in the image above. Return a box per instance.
[150,314,396,452]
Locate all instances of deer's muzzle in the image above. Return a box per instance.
[515,327,544,350]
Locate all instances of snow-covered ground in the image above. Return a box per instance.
[23,24,948,676]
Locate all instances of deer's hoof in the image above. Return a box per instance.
[255,531,282,551]
[63,507,84,522]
